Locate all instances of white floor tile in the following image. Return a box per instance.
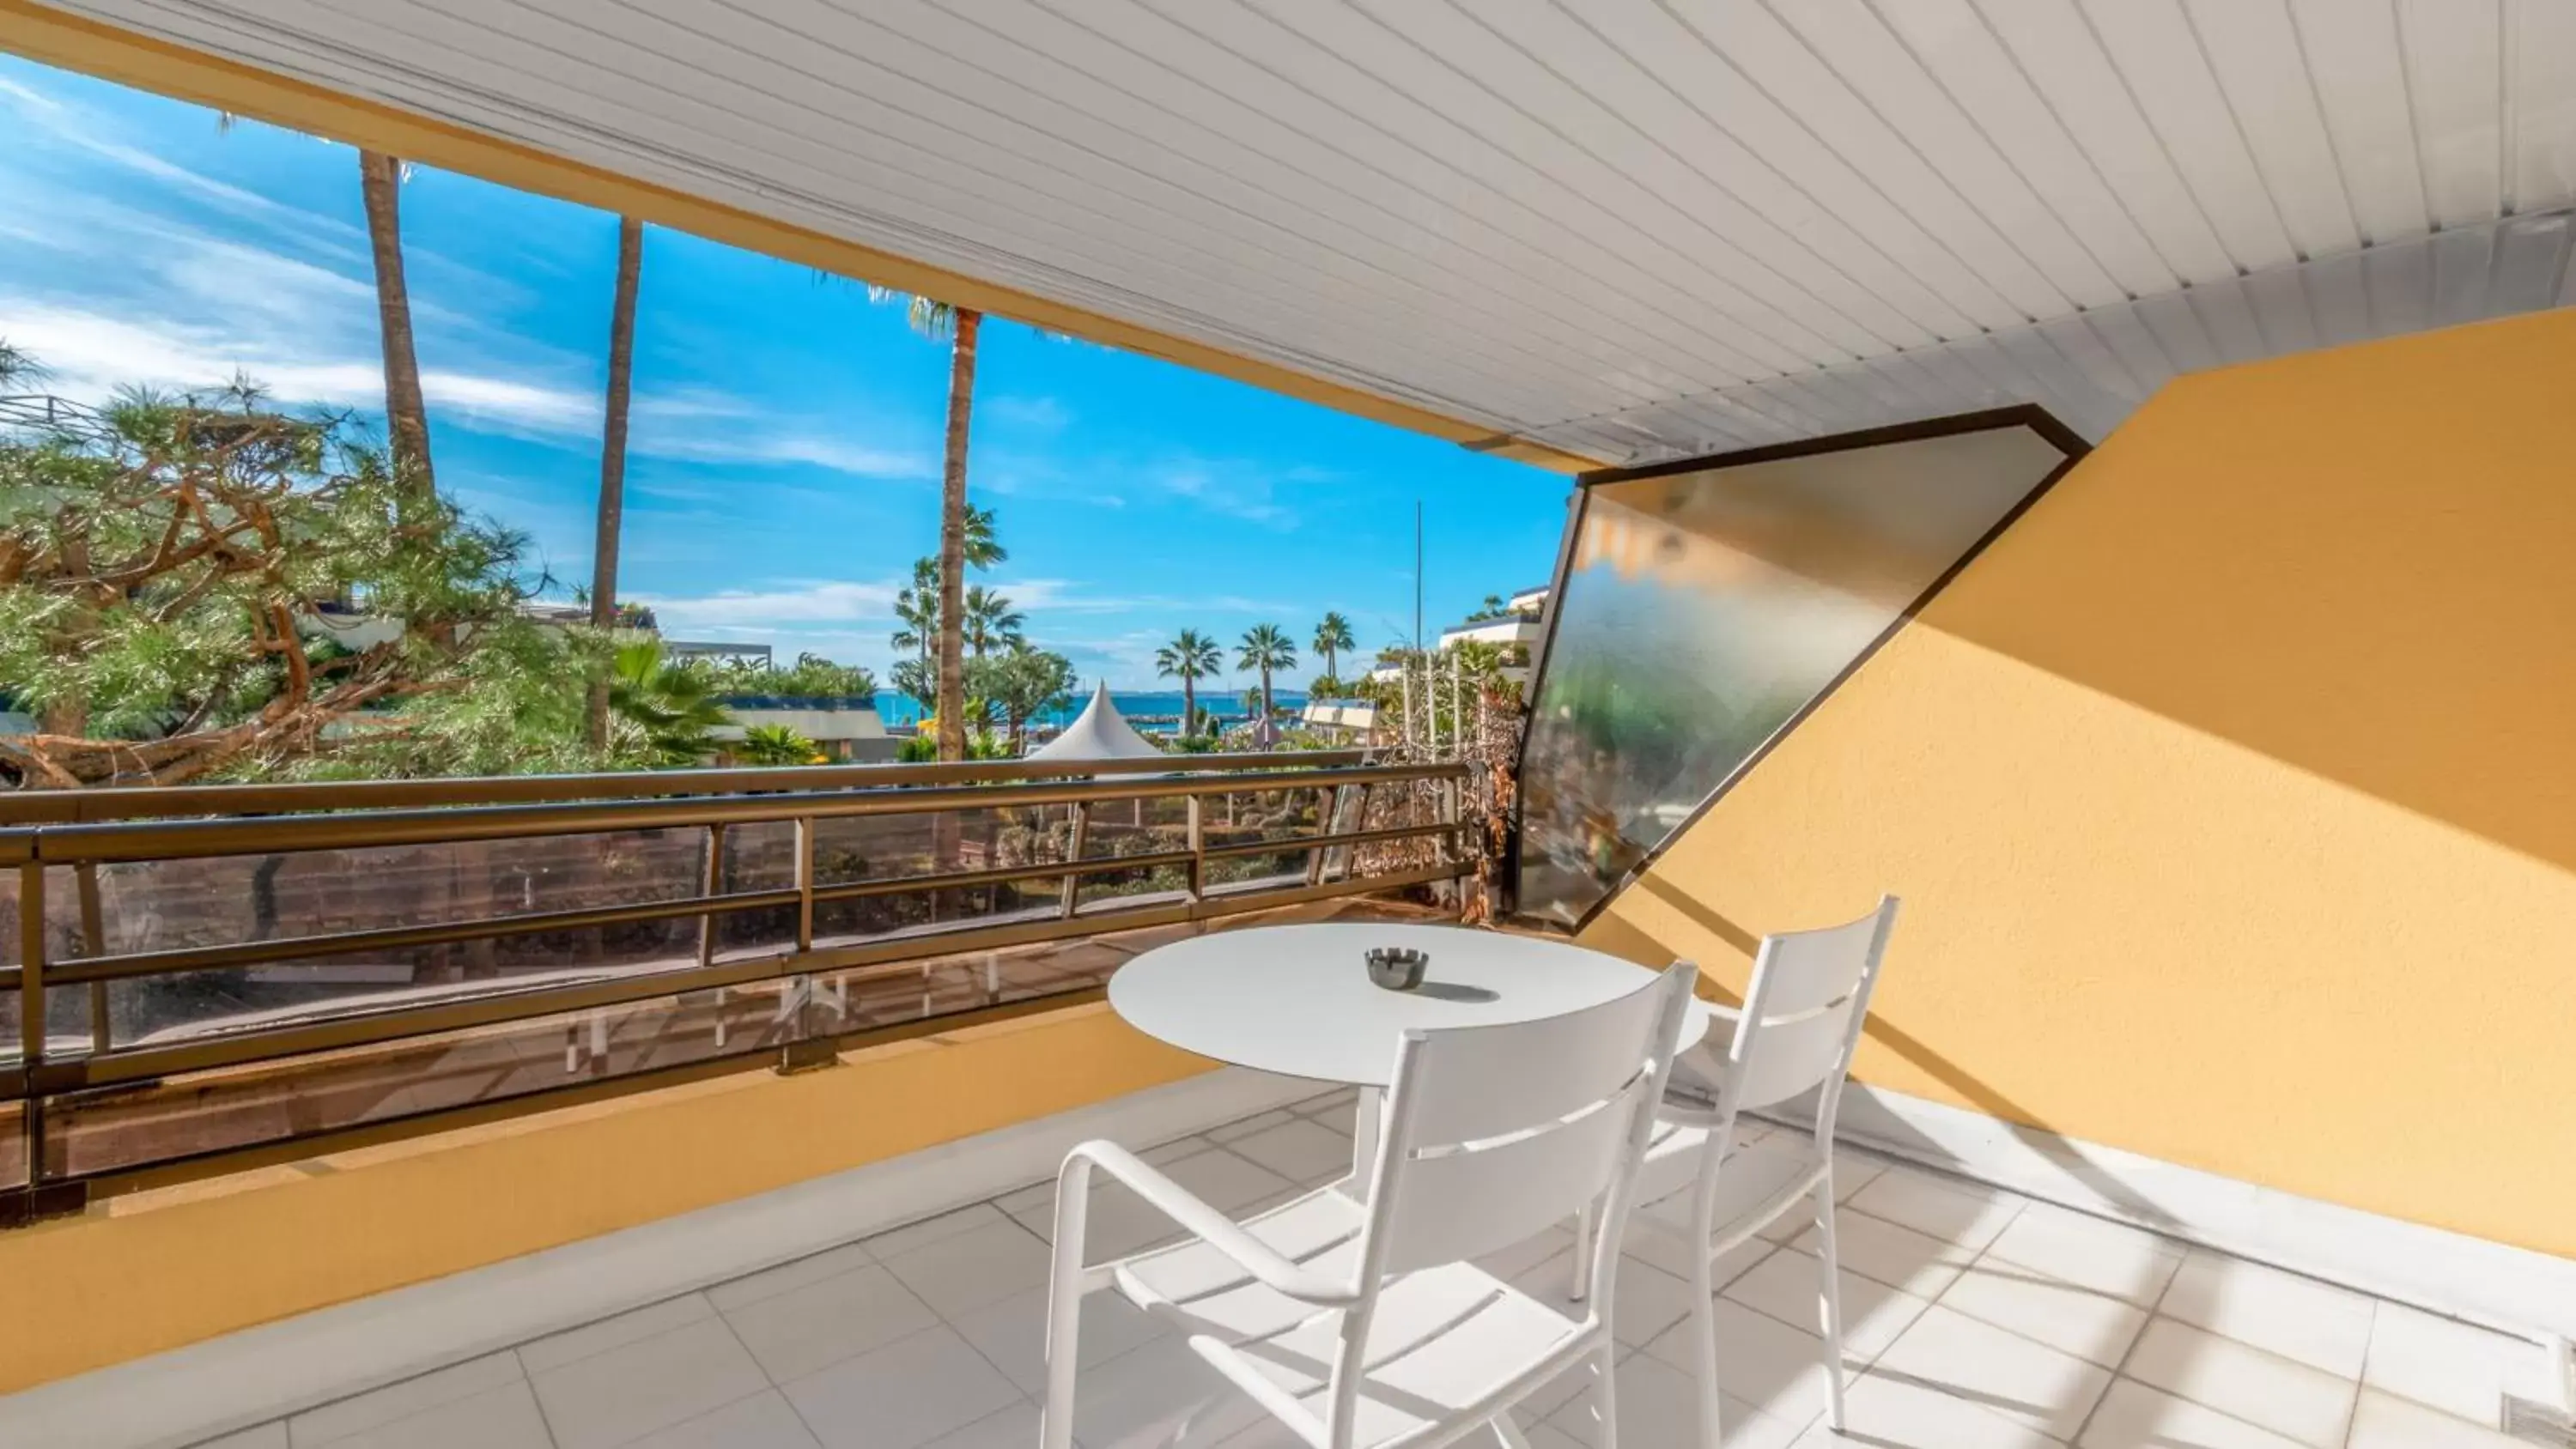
[625,1390,823,1449]
[1936,1254,2152,1370]
[191,1426,289,1449]
[1145,1149,1298,1213]
[1976,1203,2183,1309]
[519,1294,716,1374]
[528,1314,769,1449]
[1844,1167,2025,1254]
[2347,1388,2531,1448]
[782,1326,1024,1449]
[922,1400,1043,1449]
[864,1203,1013,1260]
[2156,1251,2374,1379]
[1788,1368,2061,1449]
[1623,1193,1778,1288]
[1725,1244,1935,1364]
[1142,1137,1222,1167]
[1510,1246,1698,1348]
[297,1381,552,1449]
[2119,1317,2355,1449]
[994,1178,1059,1217]
[287,1352,523,1446]
[1788,1207,1981,1300]
[1545,1349,1807,1449]
[708,1244,878,1314]
[721,1262,943,1381]
[2078,1377,2312,1448]
[1289,1088,1358,1121]
[1474,1222,1577,1282]
[1206,1110,1294,1143]
[2361,1300,2553,1428]
[880,1218,1057,1318]
[1220,1119,1358,1183]
[1640,1297,1838,1426]
[1058,1332,1263,1449]
[1869,1304,2111,1441]
[949,1284,1170,1395]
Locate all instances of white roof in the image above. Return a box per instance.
[1028,682,1165,762]
[58,1,2576,458]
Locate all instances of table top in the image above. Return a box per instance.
[1108,922,1714,1088]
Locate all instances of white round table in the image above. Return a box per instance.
[1109,922,1714,1088]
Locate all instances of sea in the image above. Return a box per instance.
[873,689,1309,735]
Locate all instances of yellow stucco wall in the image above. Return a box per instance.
[0,1003,1212,1394]
[1582,307,2576,1261]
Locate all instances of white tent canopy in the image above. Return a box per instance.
[1028,683,1164,763]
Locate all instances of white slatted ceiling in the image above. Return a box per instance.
[45,0,2576,464]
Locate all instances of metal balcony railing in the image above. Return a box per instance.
[0,751,1471,1222]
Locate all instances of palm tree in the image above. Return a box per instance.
[1311,611,1355,687]
[891,555,939,677]
[606,639,729,767]
[876,290,982,761]
[733,722,818,767]
[1236,624,1297,725]
[1155,628,1223,739]
[963,505,1005,570]
[963,585,1025,657]
[358,150,434,492]
[586,215,646,749]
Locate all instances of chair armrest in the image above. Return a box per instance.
[1058,1140,1357,1306]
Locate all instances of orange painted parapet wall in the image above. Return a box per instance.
[0,1003,1212,1396]
[1582,307,2576,1262]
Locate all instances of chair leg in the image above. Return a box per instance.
[1689,1174,1723,1449]
[1570,1199,1595,1301]
[1812,1175,1849,1431]
[1591,1341,1619,1449]
[1041,1177,1091,1449]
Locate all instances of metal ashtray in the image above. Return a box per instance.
[1364,946,1429,991]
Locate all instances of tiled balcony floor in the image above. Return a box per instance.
[187,1094,2554,1449]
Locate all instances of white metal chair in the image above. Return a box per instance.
[1041,959,1701,1449]
[1580,896,1899,1449]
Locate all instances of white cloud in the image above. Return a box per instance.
[632,579,903,630]
[984,393,1071,431]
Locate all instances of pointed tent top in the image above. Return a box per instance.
[1028,682,1166,762]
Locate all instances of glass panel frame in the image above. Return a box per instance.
[1511,408,2088,930]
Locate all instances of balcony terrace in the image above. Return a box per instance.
[7,3,2576,1446]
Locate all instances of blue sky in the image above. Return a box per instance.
[0,56,1569,691]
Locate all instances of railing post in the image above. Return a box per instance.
[1060,803,1088,920]
[1185,795,1204,903]
[699,823,727,1050]
[76,863,106,1055]
[18,861,42,1073]
[793,816,816,953]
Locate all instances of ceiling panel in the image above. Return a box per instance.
[22,0,2576,466]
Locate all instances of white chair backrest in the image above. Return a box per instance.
[1360,959,1699,1278]
[1709,897,1899,1120]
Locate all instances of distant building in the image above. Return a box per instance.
[1433,584,1548,686]
[710,695,896,763]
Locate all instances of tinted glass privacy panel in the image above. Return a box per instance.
[1516,419,2080,929]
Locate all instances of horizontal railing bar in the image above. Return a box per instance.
[16,860,1471,1095]
[27,764,1467,864]
[48,888,809,985]
[0,750,1376,827]
[1199,821,1459,860]
[791,861,1472,979]
[811,851,1197,903]
[32,955,793,1093]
